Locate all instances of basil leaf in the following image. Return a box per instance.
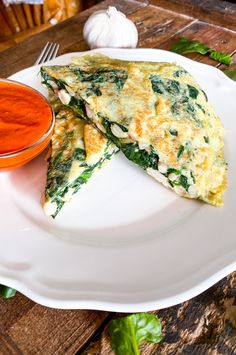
[209,51,232,66]
[171,38,232,66]
[0,285,16,298]
[223,70,236,81]
[109,313,163,355]
[171,38,210,55]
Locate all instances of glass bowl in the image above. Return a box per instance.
[0,78,54,171]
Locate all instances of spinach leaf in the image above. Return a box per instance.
[40,69,55,89]
[150,75,180,95]
[196,103,205,113]
[187,85,199,99]
[0,285,16,298]
[102,118,158,170]
[167,80,180,95]
[71,169,93,191]
[56,159,73,173]
[68,96,87,119]
[191,171,196,183]
[55,79,67,90]
[223,70,236,81]
[122,144,158,170]
[167,168,180,175]
[71,67,128,91]
[169,129,178,136]
[149,74,165,94]
[50,168,93,218]
[74,148,86,161]
[173,69,188,77]
[86,84,102,97]
[177,145,184,159]
[150,75,202,126]
[171,38,232,66]
[186,103,195,114]
[109,313,163,355]
[50,142,116,218]
[179,175,189,191]
[52,151,63,168]
[40,68,68,89]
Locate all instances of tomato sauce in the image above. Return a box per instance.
[0,81,52,154]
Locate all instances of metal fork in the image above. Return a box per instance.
[34,42,60,65]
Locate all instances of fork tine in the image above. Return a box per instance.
[39,42,54,64]
[34,42,60,66]
[34,42,50,65]
[47,43,57,61]
[50,43,60,60]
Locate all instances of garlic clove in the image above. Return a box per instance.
[83,6,138,49]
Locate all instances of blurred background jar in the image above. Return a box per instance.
[0,0,101,51]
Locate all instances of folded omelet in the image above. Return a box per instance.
[41,54,227,206]
[42,90,117,217]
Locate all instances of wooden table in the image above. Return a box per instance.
[0,1,236,353]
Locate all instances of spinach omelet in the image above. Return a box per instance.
[42,90,117,218]
[41,54,227,206]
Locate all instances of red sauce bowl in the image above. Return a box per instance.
[0,78,54,171]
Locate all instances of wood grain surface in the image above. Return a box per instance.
[0,1,235,354]
[150,0,236,30]
[82,273,236,355]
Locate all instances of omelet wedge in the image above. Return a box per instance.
[41,54,227,206]
[42,91,117,218]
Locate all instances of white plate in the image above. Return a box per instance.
[1,48,235,311]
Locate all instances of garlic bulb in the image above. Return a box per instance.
[83,6,138,49]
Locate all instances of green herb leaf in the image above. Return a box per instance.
[179,175,189,191]
[171,38,210,55]
[149,74,165,94]
[74,148,86,161]
[167,168,180,175]
[177,145,184,159]
[71,67,128,91]
[187,85,199,99]
[68,96,87,119]
[169,129,178,136]
[122,144,158,170]
[102,118,158,170]
[0,285,16,298]
[196,103,206,113]
[171,38,232,66]
[209,50,232,66]
[109,313,163,355]
[223,70,236,81]
[173,69,188,77]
